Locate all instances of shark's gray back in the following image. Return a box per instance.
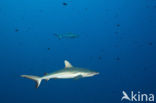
[46,67,94,76]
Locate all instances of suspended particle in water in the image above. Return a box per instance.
[116,56,120,61]
[148,42,153,46]
[15,29,19,32]
[98,56,102,60]
[116,24,120,27]
[39,9,44,13]
[85,8,88,11]
[114,31,119,35]
[143,67,148,71]
[48,48,51,51]
[62,2,68,6]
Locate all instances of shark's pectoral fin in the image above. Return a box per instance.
[64,60,73,68]
[74,75,83,80]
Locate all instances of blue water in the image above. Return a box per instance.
[0,0,156,103]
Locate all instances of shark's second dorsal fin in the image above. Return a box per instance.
[64,60,73,68]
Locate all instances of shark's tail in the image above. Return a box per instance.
[21,75,42,88]
[53,33,63,40]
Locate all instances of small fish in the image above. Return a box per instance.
[54,33,79,40]
[21,60,99,88]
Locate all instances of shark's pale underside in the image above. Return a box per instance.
[21,60,99,88]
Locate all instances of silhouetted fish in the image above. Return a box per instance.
[54,33,79,40]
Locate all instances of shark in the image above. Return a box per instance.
[54,33,79,40]
[21,60,99,88]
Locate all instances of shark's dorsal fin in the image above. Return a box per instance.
[64,60,73,68]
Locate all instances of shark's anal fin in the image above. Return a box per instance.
[74,75,83,80]
[64,60,73,68]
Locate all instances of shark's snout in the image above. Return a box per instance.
[87,72,99,76]
[93,72,99,75]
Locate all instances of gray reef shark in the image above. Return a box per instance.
[21,60,99,88]
[54,33,79,40]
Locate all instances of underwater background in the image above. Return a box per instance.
[0,0,156,103]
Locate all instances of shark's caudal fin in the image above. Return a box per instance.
[21,75,42,88]
[53,33,63,40]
